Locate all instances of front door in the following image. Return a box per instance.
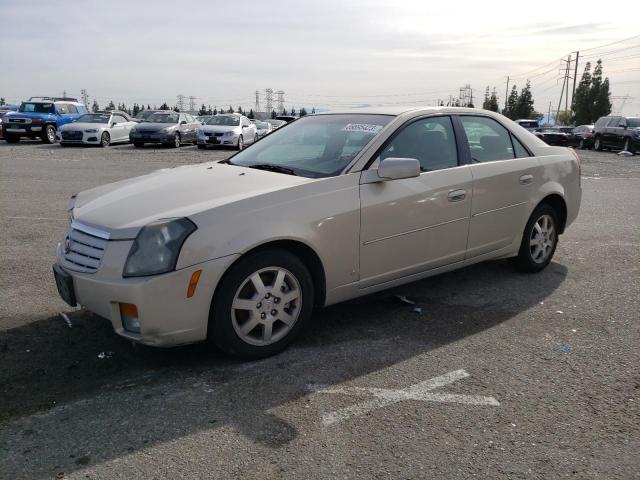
[359,115,472,288]
[457,115,542,258]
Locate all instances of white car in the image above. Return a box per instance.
[197,114,258,150]
[255,121,273,138]
[57,111,136,147]
[53,107,581,358]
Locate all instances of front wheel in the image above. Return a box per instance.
[197,144,207,150]
[512,205,559,273]
[237,135,243,150]
[623,137,635,154]
[578,139,585,150]
[42,125,56,144]
[594,136,602,151]
[172,133,181,148]
[100,132,110,148]
[209,249,314,359]
[5,134,19,144]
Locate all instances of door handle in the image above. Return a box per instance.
[448,189,466,202]
[519,174,533,185]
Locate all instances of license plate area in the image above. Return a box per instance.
[53,264,77,307]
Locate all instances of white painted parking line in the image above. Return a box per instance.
[7,216,66,221]
[311,369,499,426]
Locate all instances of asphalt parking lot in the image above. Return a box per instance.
[1,142,639,479]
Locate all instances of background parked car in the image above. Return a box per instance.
[0,104,19,140]
[515,119,540,131]
[570,125,595,149]
[133,110,161,123]
[196,115,214,124]
[255,121,273,138]
[268,119,286,130]
[56,111,136,147]
[197,114,257,150]
[593,115,640,153]
[129,111,199,148]
[2,97,88,144]
[275,115,297,123]
[534,127,570,146]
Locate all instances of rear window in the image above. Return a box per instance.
[627,118,640,128]
[595,117,609,127]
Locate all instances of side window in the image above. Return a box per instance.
[186,114,194,123]
[511,135,530,158]
[67,104,78,114]
[114,115,126,124]
[179,114,186,123]
[56,103,69,114]
[459,116,515,162]
[380,116,458,172]
[607,117,620,127]
[619,118,627,127]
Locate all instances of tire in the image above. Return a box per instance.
[100,132,110,148]
[578,139,585,150]
[593,136,602,151]
[42,125,56,144]
[197,144,207,150]
[623,137,635,154]
[254,134,258,143]
[134,142,144,148]
[237,135,243,150]
[172,133,181,148]
[512,204,559,273]
[5,134,19,144]
[209,249,315,359]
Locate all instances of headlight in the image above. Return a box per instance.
[123,218,196,277]
[223,131,233,137]
[84,129,97,133]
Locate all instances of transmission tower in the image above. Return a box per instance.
[255,90,261,113]
[188,96,196,112]
[176,94,185,111]
[80,89,89,108]
[265,88,274,114]
[458,85,472,107]
[276,90,285,113]
[611,95,632,114]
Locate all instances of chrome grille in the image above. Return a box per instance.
[61,223,109,273]
[9,118,30,124]
[62,131,83,140]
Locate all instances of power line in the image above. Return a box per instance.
[580,33,640,53]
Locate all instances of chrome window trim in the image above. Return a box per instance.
[71,220,111,240]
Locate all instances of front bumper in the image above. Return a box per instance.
[197,132,238,146]
[54,239,238,347]
[130,131,175,144]
[2,124,44,136]
[56,130,102,144]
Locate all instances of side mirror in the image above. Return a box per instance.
[361,157,421,184]
[180,120,187,125]
[111,122,117,127]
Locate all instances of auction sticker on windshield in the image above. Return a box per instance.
[342,123,384,133]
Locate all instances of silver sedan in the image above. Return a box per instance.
[56,111,136,147]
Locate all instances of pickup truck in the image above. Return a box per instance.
[2,97,88,144]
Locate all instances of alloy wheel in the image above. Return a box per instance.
[231,267,302,346]
[47,126,56,143]
[530,214,556,264]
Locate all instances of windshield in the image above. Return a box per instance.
[136,110,155,119]
[518,121,538,128]
[256,122,269,129]
[147,113,179,123]
[206,115,240,126]
[628,118,640,128]
[76,113,110,124]
[19,102,54,114]
[228,114,393,178]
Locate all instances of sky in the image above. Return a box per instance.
[1,0,639,115]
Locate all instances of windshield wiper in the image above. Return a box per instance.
[246,164,297,176]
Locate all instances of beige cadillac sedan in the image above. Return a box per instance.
[53,107,581,358]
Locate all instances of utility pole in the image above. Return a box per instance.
[565,54,571,115]
[188,96,196,112]
[504,76,510,112]
[254,90,260,113]
[571,51,580,111]
[556,57,571,124]
[80,89,89,108]
[547,102,552,125]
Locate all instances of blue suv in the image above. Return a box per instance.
[3,97,88,144]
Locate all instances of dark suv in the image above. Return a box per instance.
[593,116,640,153]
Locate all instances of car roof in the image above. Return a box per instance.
[316,106,497,116]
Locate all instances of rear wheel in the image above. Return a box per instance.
[512,204,559,273]
[100,132,110,148]
[5,134,19,144]
[172,133,181,148]
[42,125,56,144]
[237,135,243,150]
[197,144,207,150]
[209,249,314,359]
[578,139,585,149]
[623,137,635,154]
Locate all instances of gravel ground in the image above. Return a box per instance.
[0,142,638,479]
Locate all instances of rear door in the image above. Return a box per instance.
[359,115,472,287]
[457,115,542,258]
[603,117,620,147]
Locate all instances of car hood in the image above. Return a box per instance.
[73,162,314,239]
[200,125,240,134]
[61,122,106,130]
[134,122,178,132]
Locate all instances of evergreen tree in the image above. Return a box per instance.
[281,107,287,115]
[248,109,255,119]
[572,62,593,125]
[482,86,491,110]
[271,110,277,119]
[300,107,308,117]
[514,81,535,119]
[213,107,218,115]
[207,105,212,115]
[237,106,243,114]
[140,104,145,112]
[106,101,115,111]
[591,59,612,121]
[132,103,140,116]
[227,105,234,113]
[173,106,180,112]
[487,88,499,112]
[147,104,151,110]
[290,107,296,116]
[504,85,519,119]
[159,103,169,110]
[199,104,207,115]
[311,107,316,114]
[0,97,5,105]
[120,102,128,113]
[92,100,100,112]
